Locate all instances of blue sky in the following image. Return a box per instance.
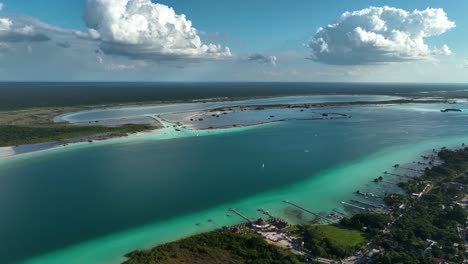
[0,0,467,82]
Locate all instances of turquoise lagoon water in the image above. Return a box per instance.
[2,101,468,264]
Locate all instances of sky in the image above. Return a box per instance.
[0,0,467,82]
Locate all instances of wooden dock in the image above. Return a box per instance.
[332,208,348,217]
[399,167,425,173]
[229,208,252,223]
[258,208,274,218]
[341,201,366,211]
[351,199,384,209]
[381,180,398,185]
[385,172,416,180]
[283,200,334,223]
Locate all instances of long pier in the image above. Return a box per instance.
[258,208,274,219]
[341,201,366,211]
[230,208,252,223]
[399,167,425,173]
[332,208,348,217]
[356,191,380,198]
[283,200,334,223]
[381,180,399,185]
[385,172,416,180]
[351,199,384,209]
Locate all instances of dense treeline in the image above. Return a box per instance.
[124,224,365,263]
[0,82,456,111]
[375,193,466,263]
[0,124,152,146]
[341,213,390,236]
[342,148,468,264]
[123,231,306,264]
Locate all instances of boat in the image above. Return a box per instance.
[440,108,462,112]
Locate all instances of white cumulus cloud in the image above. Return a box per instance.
[81,0,231,61]
[432,44,452,56]
[0,19,49,42]
[308,6,455,65]
[0,4,51,44]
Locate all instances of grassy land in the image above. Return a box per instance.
[0,107,79,126]
[123,231,306,264]
[312,225,365,248]
[0,106,160,147]
[301,224,365,259]
[0,124,153,147]
[282,225,300,233]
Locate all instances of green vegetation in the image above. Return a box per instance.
[313,225,366,247]
[0,124,152,147]
[282,225,300,233]
[0,107,159,147]
[301,225,365,259]
[341,213,391,236]
[342,148,468,264]
[375,196,466,263]
[123,231,306,264]
[1,83,458,111]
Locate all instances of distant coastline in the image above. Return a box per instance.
[0,97,454,158]
[1,82,467,111]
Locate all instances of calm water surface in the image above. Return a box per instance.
[1,101,468,264]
